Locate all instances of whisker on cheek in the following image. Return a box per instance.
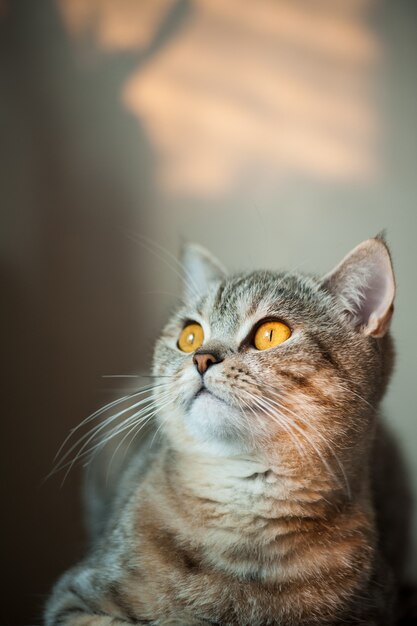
[238,388,308,461]
[47,384,175,484]
[232,379,350,496]
[258,383,350,497]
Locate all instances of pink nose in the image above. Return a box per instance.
[193,353,219,375]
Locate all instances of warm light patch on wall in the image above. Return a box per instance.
[58,0,175,50]
[58,0,380,195]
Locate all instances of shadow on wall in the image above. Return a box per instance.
[0,0,190,623]
[62,0,379,196]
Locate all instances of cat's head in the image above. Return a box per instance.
[152,237,395,486]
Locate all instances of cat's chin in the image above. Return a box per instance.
[184,390,250,453]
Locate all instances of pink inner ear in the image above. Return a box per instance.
[360,259,393,324]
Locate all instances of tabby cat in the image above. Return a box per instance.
[45,236,412,625]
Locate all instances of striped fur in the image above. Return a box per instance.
[45,238,411,625]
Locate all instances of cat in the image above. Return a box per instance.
[45,236,413,626]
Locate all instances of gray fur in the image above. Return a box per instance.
[45,239,411,626]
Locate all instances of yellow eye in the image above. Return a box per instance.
[253,321,291,350]
[177,323,204,353]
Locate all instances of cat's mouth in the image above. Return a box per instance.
[195,386,209,398]
[194,385,227,405]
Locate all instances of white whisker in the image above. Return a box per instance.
[124,232,200,300]
[55,401,166,484]
[262,386,350,497]
[105,394,176,479]
[240,389,307,461]
[53,382,168,463]
[49,385,174,483]
[53,386,171,472]
[101,375,140,379]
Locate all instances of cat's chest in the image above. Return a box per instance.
[134,459,329,555]
[113,465,373,625]
[123,532,358,626]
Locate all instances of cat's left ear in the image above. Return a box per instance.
[181,242,226,301]
[321,236,395,337]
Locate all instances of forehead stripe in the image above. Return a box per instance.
[213,282,226,310]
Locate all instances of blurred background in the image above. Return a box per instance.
[1,0,416,623]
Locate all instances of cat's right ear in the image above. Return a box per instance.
[181,243,226,301]
[321,236,395,337]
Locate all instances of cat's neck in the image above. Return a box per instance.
[163,445,344,520]
[150,444,371,591]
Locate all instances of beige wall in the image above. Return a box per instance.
[1,1,416,623]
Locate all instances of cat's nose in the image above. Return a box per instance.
[193,351,223,375]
